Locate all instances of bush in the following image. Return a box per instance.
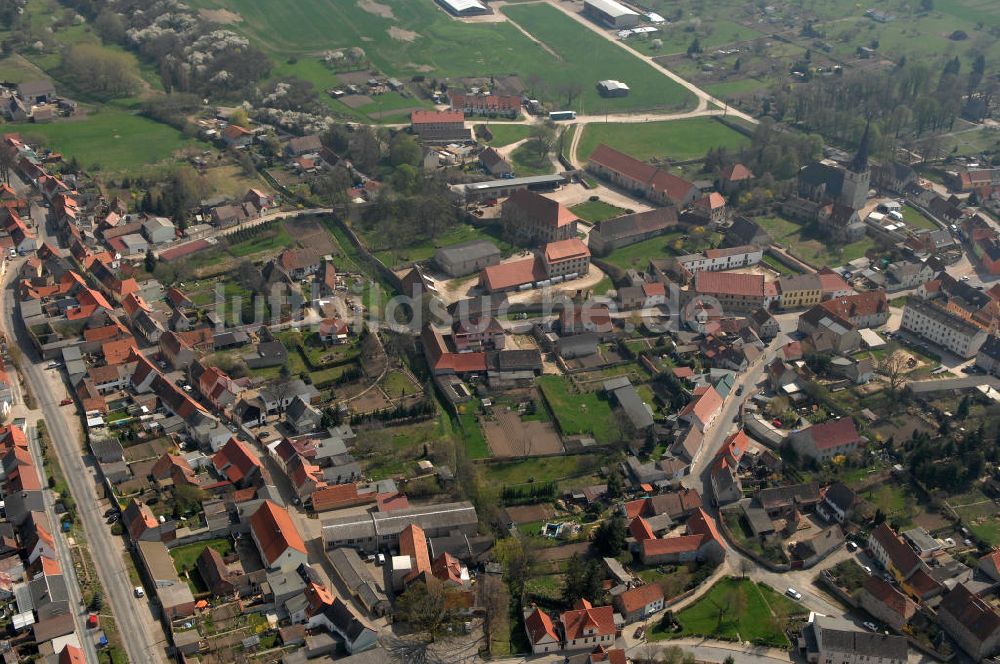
[589,195,599,202]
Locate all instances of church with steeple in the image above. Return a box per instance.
[785,125,872,243]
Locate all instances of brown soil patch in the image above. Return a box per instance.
[350,388,390,414]
[502,503,555,524]
[286,218,336,254]
[339,94,374,108]
[483,407,563,457]
[357,0,394,19]
[199,7,242,24]
[388,26,419,42]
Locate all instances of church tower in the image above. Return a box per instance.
[840,122,871,211]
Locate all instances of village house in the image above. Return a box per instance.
[901,298,989,359]
[788,418,863,462]
[434,240,501,277]
[409,110,470,143]
[937,584,1000,661]
[249,500,308,573]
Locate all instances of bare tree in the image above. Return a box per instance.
[560,80,583,109]
[878,350,909,395]
[738,556,754,579]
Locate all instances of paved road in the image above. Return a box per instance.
[0,269,167,663]
[23,420,99,663]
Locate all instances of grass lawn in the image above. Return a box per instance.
[381,370,419,397]
[601,232,685,271]
[369,222,516,267]
[650,577,804,647]
[857,482,920,529]
[900,204,937,231]
[510,142,556,176]
[6,109,199,172]
[169,539,234,574]
[456,399,490,459]
[755,215,874,268]
[486,454,601,487]
[481,123,535,148]
[537,376,621,444]
[570,199,628,223]
[761,253,799,276]
[577,117,750,163]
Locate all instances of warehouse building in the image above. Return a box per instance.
[434,240,501,277]
[435,0,490,17]
[583,0,640,28]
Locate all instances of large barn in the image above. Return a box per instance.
[583,0,640,28]
[436,0,491,17]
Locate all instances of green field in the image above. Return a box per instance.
[570,199,628,223]
[502,4,695,113]
[578,117,750,163]
[650,577,805,646]
[537,376,621,444]
[755,215,874,269]
[5,110,198,172]
[633,18,762,56]
[188,0,693,114]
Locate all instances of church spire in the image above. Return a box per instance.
[850,120,871,173]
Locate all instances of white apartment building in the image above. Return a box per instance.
[901,298,988,359]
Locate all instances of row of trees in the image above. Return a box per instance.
[766,55,994,160]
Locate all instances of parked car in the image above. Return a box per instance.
[59,398,72,406]
[785,588,802,600]
[846,541,859,552]
[134,586,144,598]
[106,514,119,525]
[863,622,878,632]
[103,507,118,518]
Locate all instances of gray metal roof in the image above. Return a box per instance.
[464,174,566,192]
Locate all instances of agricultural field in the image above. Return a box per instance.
[5,109,200,172]
[649,576,805,646]
[577,117,751,163]
[755,215,875,268]
[189,0,695,115]
[537,376,621,444]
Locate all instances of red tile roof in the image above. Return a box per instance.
[819,290,887,320]
[561,599,616,641]
[102,337,139,366]
[629,516,655,541]
[411,110,464,125]
[58,645,85,664]
[804,418,861,452]
[545,238,590,263]
[525,607,558,645]
[480,256,546,292]
[399,524,431,584]
[687,508,725,552]
[505,189,578,229]
[695,271,765,297]
[641,534,704,556]
[618,583,663,614]
[720,163,754,182]
[212,438,263,485]
[250,500,306,566]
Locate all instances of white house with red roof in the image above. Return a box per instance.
[560,599,617,651]
[524,606,559,654]
[615,583,664,623]
[788,418,863,462]
[678,385,722,433]
[249,500,308,573]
